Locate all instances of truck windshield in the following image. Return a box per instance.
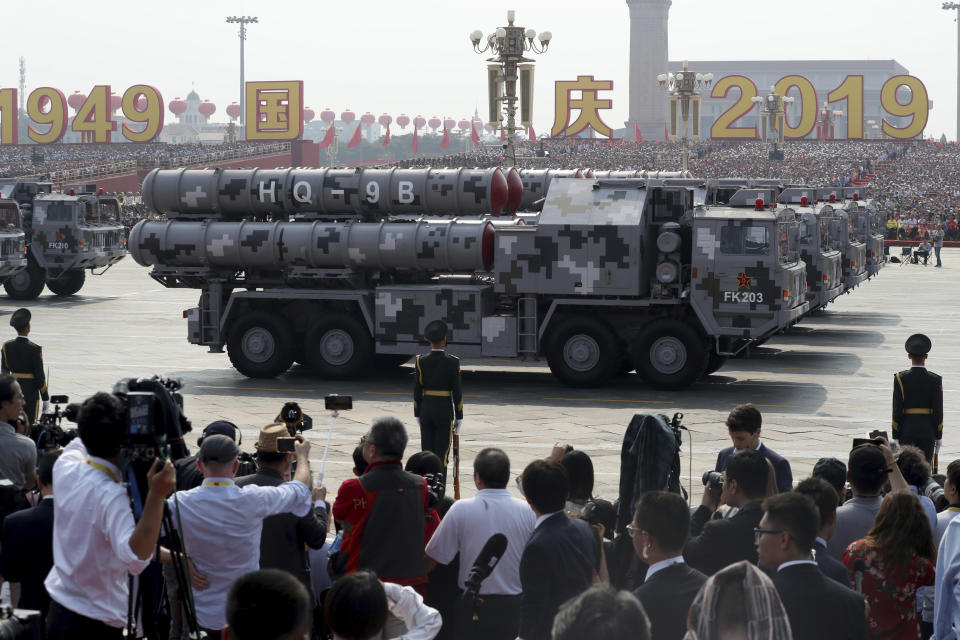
[850,211,867,242]
[720,225,769,255]
[778,221,800,265]
[44,202,75,222]
[98,199,120,221]
[0,203,19,227]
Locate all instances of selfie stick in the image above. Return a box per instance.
[318,410,338,482]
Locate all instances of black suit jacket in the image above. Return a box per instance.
[684,501,763,576]
[519,512,596,640]
[772,563,867,640]
[814,539,851,587]
[0,498,54,613]
[235,468,328,594]
[633,563,707,640]
[716,443,793,493]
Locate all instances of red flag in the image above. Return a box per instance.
[382,123,391,147]
[471,122,480,145]
[440,125,451,149]
[347,123,362,148]
[634,123,643,143]
[500,126,506,142]
[319,123,335,149]
[528,125,536,142]
[412,125,419,155]
[663,123,670,142]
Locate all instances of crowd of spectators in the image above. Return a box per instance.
[6,373,960,639]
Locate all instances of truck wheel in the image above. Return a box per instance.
[305,314,373,379]
[4,256,46,300]
[545,316,618,387]
[45,269,86,296]
[704,352,728,376]
[227,311,295,378]
[633,319,707,390]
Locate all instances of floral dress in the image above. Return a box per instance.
[842,539,935,640]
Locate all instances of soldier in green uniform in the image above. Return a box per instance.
[413,320,463,472]
[892,333,943,464]
[1,309,49,424]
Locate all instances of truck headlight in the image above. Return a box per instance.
[657,231,682,254]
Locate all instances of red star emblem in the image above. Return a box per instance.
[736,272,752,290]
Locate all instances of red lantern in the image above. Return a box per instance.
[67,91,86,111]
[458,119,471,130]
[341,110,356,124]
[136,94,148,111]
[413,115,426,129]
[302,107,315,123]
[37,95,51,112]
[396,114,410,129]
[110,93,122,113]
[443,117,456,131]
[320,108,336,123]
[198,101,216,119]
[428,116,441,131]
[226,102,241,119]
[169,98,187,116]
[360,112,376,126]
[378,113,392,127]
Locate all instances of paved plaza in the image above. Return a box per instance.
[11,251,958,503]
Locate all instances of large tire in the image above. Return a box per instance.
[545,316,619,387]
[45,269,86,296]
[632,319,708,390]
[304,313,373,379]
[4,255,46,300]
[227,311,296,378]
[704,351,728,376]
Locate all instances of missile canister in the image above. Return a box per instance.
[128,218,494,273]
[517,169,585,211]
[141,167,513,220]
[589,170,642,179]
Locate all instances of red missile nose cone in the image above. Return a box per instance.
[482,221,496,271]
[489,168,508,217]
[505,167,523,215]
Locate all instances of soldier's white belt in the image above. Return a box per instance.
[10,372,34,379]
[904,408,934,415]
[424,390,452,397]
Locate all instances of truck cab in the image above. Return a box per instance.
[777,188,843,311]
[0,201,27,279]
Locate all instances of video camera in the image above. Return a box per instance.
[421,472,446,508]
[702,471,724,489]
[112,376,192,505]
[0,604,41,640]
[31,394,78,452]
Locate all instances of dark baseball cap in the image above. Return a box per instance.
[198,420,240,447]
[848,444,888,475]
[199,434,240,464]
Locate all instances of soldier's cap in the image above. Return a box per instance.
[905,333,932,356]
[198,434,240,465]
[424,320,448,343]
[254,423,289,453]
[9,308,30,330]
[198,420,240,447]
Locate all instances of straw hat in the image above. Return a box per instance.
[255,423,289,453]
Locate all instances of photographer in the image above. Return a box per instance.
[170,432,314,639]
[44,392,176,639]
[0,374,37,492]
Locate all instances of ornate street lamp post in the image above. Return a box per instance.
[658,61,712,172]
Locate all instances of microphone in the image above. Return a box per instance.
[853,558,865,594]
[462,533,508,600]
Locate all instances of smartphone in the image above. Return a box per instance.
[277,437,297,453]
[869,430,888,441]
[50,395,69,404]
[852,438,882,449]
[325,394,353,411]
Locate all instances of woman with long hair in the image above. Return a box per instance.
[842,490,936,639]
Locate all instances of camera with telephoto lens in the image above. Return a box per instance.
[31,394,78,452]
[421,472,446,508]
[0,604,41,640]
[702,471,724,489]
[277,402,313,437]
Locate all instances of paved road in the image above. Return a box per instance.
[10,251,958,504]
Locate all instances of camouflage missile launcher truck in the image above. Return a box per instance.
[130,169,809,389]
[814,189,868,292]
[0,180,127,299]
[0,200,27,280]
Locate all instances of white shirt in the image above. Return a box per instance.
[425,488,535,594]
[934,516,960,639]
[777,560,817,572]
[644,555,685,582]
[44,438,150,628]
[169,476,311,629]
[534,510,562,530]
[382,582,442,640]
